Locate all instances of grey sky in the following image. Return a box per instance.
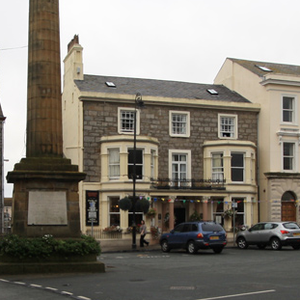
[1,0,300,196]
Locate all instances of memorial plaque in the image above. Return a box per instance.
[28,191,68,225]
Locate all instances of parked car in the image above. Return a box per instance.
[236,222,300,250]
[159,221,227,254]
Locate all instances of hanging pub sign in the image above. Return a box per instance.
[86,191,99,226]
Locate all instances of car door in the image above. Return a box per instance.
[259,223,274,243]
[167,224,185,248]
[246,223,265,243]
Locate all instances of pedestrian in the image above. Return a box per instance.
[140,220,149,247]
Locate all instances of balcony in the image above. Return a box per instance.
[151,178,226,190]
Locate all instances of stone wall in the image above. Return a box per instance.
[83,101,258,182]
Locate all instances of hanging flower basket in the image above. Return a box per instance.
[136,197,150,214]
[223,209,233,219]
[119,197,132,211]
[146,208,157,218]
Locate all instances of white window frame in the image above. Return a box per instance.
[118,107,140,135]
[282,95,297,124]
[108,148,120,180]
[169,150,191,187]
[282,141,296,172]
[218,114,238,139]
[169,111,190,137]
[231,152,245,183]
[211,152,224,181]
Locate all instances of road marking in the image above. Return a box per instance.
[14,281,26,285]
[196,289,276,300]
[30,284,43,288]
[45,286,58,291]
[77,296,92,300]
[61,291,73,296]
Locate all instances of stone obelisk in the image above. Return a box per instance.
[7,0,85,238]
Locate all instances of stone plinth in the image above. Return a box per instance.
[7,158,85,238]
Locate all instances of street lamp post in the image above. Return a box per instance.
[132,93,144,249]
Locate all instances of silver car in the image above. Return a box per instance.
[236,222,300,250]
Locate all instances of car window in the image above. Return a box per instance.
[201,223,223,232]
[191,224,198,232]
[173,224,184,233]
[264,223,274,230]
[283,222,300,230]
[182,224,191,232]
[251,223,265,231]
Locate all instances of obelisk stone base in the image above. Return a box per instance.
[7,158,85,238]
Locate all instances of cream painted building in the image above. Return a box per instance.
[215,58,300,222]
[62,36,260,241]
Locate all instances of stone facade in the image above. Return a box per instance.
[83,101,258,182]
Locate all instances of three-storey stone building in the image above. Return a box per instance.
[62,36,260,240]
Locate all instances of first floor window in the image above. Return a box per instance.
[128,149,143,179]
[283,142,295,171]
[109,197,120,226]
[282,96,295,123]
[172,153,187,186]
[212,153,224,181]
[231,153,244,182]
[120,109,135,133]
[219,114,237,138]
[109,148,120,179]
[151,150,156,179]
[170,111,190,137]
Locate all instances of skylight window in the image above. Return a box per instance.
[105,81,116,87]
[255,65,272,72]
[207,89,218,95]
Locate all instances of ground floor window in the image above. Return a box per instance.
[212,198,224,225]
[232,198,244,229]
[128,199,144,228]
[109,197,120,226]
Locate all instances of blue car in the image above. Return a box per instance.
[160,221,227,254]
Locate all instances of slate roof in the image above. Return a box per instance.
[229,58,300,77]
[75,74,251,103]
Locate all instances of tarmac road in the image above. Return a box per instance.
[1,246,300,300]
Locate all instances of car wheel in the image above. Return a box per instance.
[212,247,223,254]
[270,237,282,250]
[292,245,300,250]
[257,244,266,249]
[187,241,197,254]
[237,237,248,249]
[161,240,170,252]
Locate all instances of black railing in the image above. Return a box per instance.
[150,178,226,190]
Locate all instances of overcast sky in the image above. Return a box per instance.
[1,0,300,197]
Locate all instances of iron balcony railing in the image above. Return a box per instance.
[150,178,226,190]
